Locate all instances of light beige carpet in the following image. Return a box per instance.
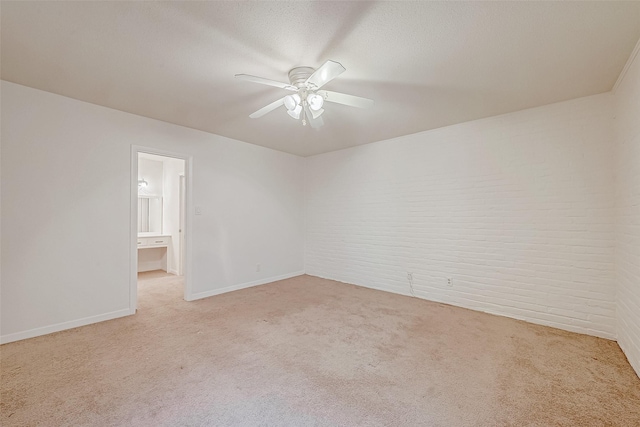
[1,273,639,426]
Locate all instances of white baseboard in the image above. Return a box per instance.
[168,268,179,275]
[305,273,617,341]
[187,271,305,301]
[138,261,164,272]
[0,308,134,345]
[1,272,304,344]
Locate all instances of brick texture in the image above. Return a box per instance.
[305,94,616,339]
[614,49,640,377]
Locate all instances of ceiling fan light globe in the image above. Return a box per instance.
[310,107,324,119]
[287,104,302,119]
[284,95,297,111]
[308,93,324,111]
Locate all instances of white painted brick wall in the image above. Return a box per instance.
[614,47,640,377]
[305,94,616,339]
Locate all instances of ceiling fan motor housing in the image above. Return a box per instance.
[288,66,316,89]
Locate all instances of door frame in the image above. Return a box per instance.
[130,145,194,311]
[178,174,186,276]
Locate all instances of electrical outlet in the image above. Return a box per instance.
[447,277,453,287]
[256,263,261,272]
[407,272,413,281]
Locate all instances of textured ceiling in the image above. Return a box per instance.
[2,1,640,157]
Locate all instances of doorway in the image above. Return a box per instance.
[130,146,192,312]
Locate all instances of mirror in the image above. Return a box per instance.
[138,196,162,234]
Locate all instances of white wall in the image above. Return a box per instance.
[137,247,167,273]
[0,81,305,343]
[162,156,185,275]
[138,157,163,197]
[306,93,616,339]
[614,45,640,376]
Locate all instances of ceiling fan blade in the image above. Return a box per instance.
[304,105,324,129]
[235,74,297,91]
[305,60,345,90]
[318,90,374,109]
[249,97,285,118]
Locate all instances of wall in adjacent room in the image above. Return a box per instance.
[137,155,170,273]
[613,44,640,377]
[138,157,163,197]
[161,156,185,275]
[1,81,305,343]
[305,93,616,339]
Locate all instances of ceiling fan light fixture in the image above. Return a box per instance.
[287,104,302,119]
[238,60,373,127]
[284,94,301,111]
[310,107,324,119]
[308,93,324,111]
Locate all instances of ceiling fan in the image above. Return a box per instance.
[235,60,373,129]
